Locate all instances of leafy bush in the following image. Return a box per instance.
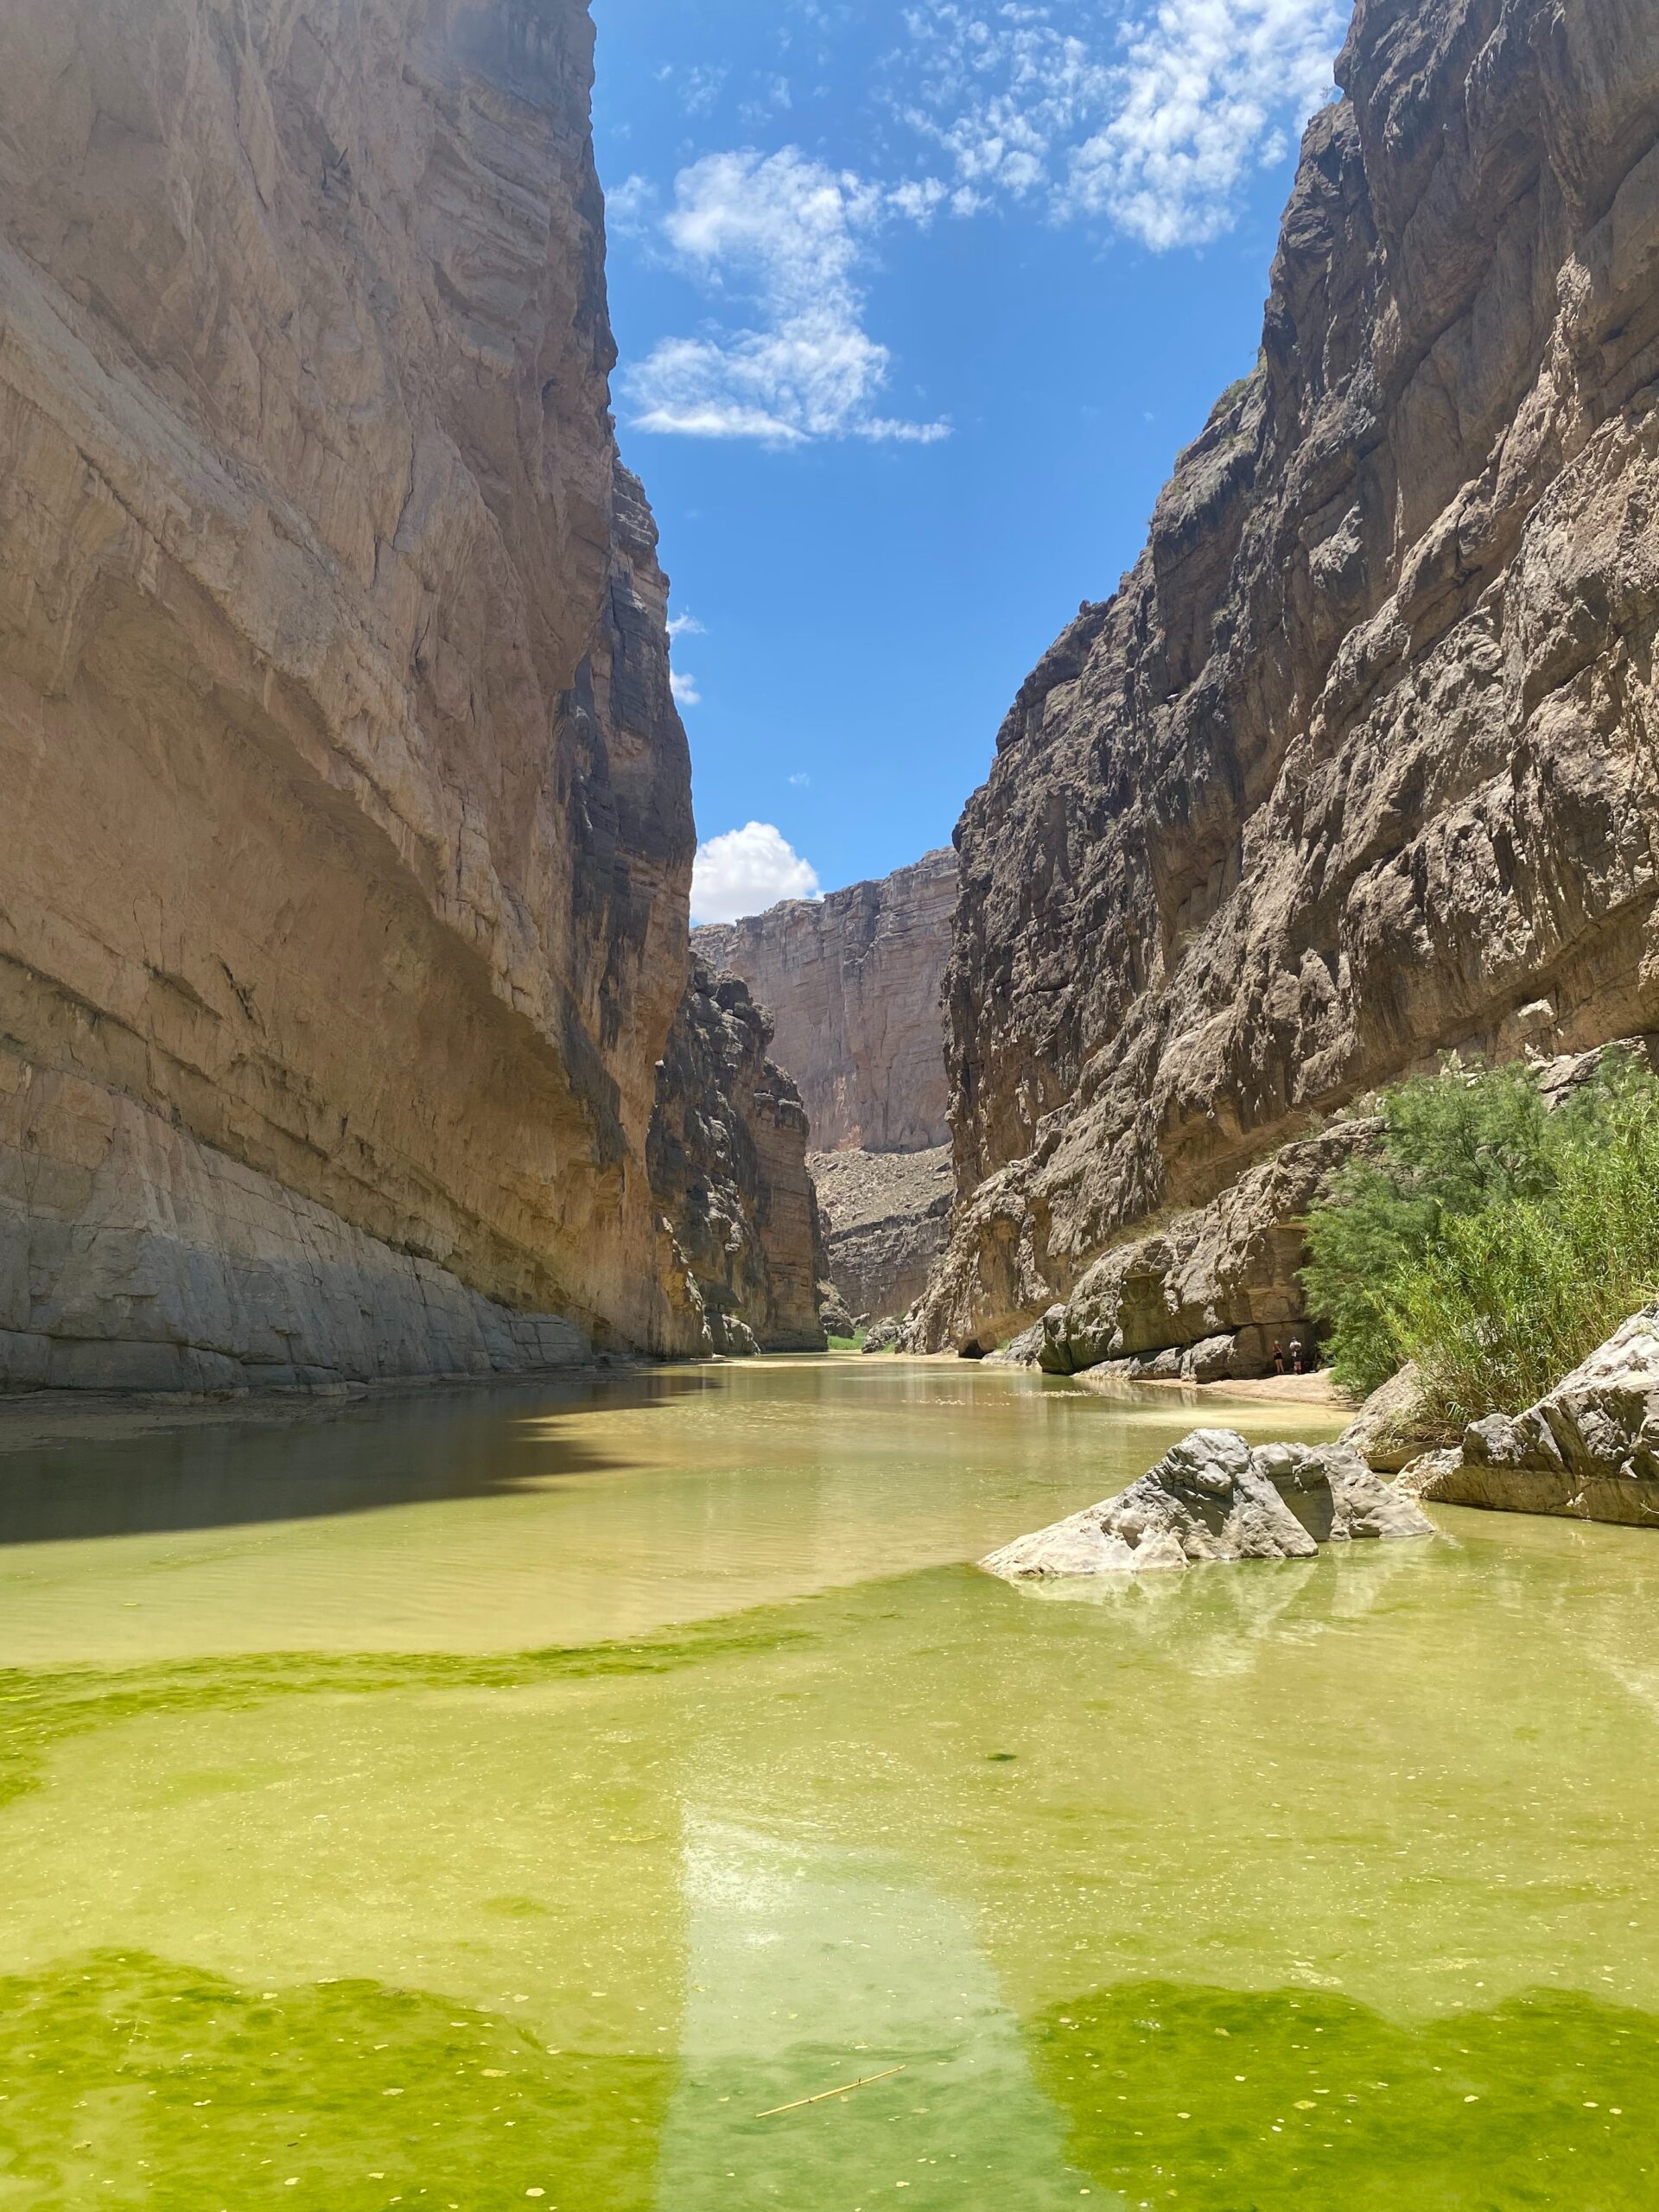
[1301,1054,1659,1427]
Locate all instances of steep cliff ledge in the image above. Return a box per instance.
[0,0,706,1388]
[914,0,1659,1357]
[694,849,957,1157]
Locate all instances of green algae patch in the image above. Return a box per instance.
[0,1951,674,2211]
[1028,1979,1659,2209]
[0,1611,816,1812]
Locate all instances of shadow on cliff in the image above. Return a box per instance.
[0,1372,718,1545]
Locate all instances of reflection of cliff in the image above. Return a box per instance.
[914,0,1659,1355]
[695,849,956,1156]
[650,959,828,1355]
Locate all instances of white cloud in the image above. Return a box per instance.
[690,823,822,924]
[789,771,811,786]
[671,669,702,708]
[894,0,1343,249]
[667,611,707,639]
[621,149,950,447]
[607,172,657,236]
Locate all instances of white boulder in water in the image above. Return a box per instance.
[982,1427,1434,1580]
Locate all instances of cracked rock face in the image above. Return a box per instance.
[0,0,707,1386]
[916,0,1659,1357]
[649,957,828,1357]
[694,850,957,1158]
[982,1427,1434,1580]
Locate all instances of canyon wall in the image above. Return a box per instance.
[695,849,957,1157]
[0,0,736,1389]
[915,0,1659,1361]
[649,958,827,1356]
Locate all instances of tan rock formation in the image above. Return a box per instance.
[0,0,705,1388]
[914,0,1659,1355]
[809,1144,952,1325]
[649,957,827,1356]
[694,849,956,1156]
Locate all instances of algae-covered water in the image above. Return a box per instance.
[2,1357,1657,2209]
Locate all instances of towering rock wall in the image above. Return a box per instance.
[649,957,827,1356]
[0,0,710,1389]
[916,0,1659,1357]
[695,849,957,1156]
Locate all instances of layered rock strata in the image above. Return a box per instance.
[649,957,827,1357]
[809,1144,952,1326]
[982,1427,1433,1580]
[914,0,1659,1357]
[694,849,956,1156]
[0,0,718,1389]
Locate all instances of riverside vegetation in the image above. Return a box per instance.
[1304,1057,1659,1432]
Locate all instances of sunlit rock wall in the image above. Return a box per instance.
[916,0,1659,1355]
[0,0,701,1387]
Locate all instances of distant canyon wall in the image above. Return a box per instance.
[695,849,957,1158]
[914,0,1659,1360]
[650,958,827,1356]
[0,0,798,1389]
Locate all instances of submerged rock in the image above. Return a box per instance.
[982,1427,1433,1580]
[1412,1306,1659,1525]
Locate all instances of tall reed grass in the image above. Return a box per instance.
[1301,1054,1659,1430]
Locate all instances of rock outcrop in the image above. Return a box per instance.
[809,1144,952,1325]
[694,849,956,1157]
[980,1125,1370,1376]
[982,1427,1433,1580]
[914,0,1659,1357]
[649,957,827,1357]
[0,0,725,1389]
[1403,1305,1659,1524]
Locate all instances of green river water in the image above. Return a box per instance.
[1,1357,1656,2210]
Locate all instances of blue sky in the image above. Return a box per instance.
[589,0,1348,921]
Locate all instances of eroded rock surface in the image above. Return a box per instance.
[0,0,713,1387]
[982,1427,1433,1580]
[695,850,956,1156]
[1412,1306,1659,1524]
[810,1145,952,1325]
[968,1128,1370,1376]
[915,0,1659,1357]
[649,957,827,1357]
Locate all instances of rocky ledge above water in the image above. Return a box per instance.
[1346,1305,1659,1529]
[983,1427,1433,1580]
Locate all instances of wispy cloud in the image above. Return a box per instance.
[895,0,1343,248]
[667,611,708,640]
[621,149,951,448]
[671,670,703,708]
[690,822,823,924]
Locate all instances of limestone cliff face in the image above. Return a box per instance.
[916,0,1659,1356]
[694,849,957,1157]
[0,0,702,1388]
[649,957,827,1356]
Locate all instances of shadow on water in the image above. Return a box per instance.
[0,1370,718,1546]
[1026,1978,1659,2209]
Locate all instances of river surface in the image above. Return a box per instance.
[1,1357,1656,2210]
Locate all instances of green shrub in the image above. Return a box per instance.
[1300,1053,1659,1427]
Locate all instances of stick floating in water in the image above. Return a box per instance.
[756,2064,907,2118]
